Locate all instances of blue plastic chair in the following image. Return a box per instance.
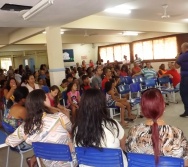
[127,152,184,167]
[62,91,68,107]
[41,85,50,93]
[2,121,15,134]
[129,83,141,117]
[117,84,130,97]
[32,142,74,167]
[75,147,124,167]
[158,77,179,103]
[2,121,32,167]
[124,76,133,85]
[145,78,157,88]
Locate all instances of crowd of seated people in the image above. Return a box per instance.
[0,57,185,167]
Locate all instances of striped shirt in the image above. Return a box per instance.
[141,68,157,79]
[134,58,142,65]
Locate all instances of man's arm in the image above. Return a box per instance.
[175,54,181,69]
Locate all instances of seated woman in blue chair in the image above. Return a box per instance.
[73,89,128,167]
[6,89,76,167]
[105,79,135,127]
[126,88,188,166]
[3,86,29,130]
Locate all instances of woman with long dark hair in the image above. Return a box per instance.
[4,86,29,129]
[6,89,76,167]
[4,78,17,100]
[126,88,188,165]
[73,88,127,166]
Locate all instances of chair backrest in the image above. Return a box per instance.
[41,86,50,93]
[145,78,157,88]
[75,147,124,167]
[0,130,7,144]
[127,152,184,167]
[117,84,130,94]
[2,121,15,134]
[32,142,73,164]
[130,83,141,93]
[132,75,143,84]
[124,76,133,85]
[158,77,170,85]
[62,91,68,106]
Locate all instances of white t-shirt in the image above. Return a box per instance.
[26,83,40,92]
[75,120,128,167]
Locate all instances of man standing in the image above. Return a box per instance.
[134,54,143,68]
[91,66,103,89]
[175,42,188,117]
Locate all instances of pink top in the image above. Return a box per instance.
[67,91,80,106]
[47,93,55,107]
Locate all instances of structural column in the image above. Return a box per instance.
[46,26,65,86]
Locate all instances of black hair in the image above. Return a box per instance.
[7,86,29,109]
[82,75,88,81]
[5,78,17,91]
[24,89,51,135]
[66,73,73,79]
[67,82,75,93]
[104,79,115,92]
[62,79,68,84]
[72,89,119,147]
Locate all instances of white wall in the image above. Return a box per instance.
[62,44,96,67]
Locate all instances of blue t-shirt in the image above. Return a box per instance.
[177,52,188,77]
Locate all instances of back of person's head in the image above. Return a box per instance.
[7,86,29,109]
[73,88,119,147]
[141,88,165,164]
[24,89,50,135]
[105,79,115,92]
[0,79,6,88]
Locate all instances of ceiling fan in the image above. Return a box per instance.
[161,4,170,19]
[84,30,97,37]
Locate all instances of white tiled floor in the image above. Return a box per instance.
[0,93,187,167]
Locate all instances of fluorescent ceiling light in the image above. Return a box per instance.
[104,5,131,14]
[22,0,54,20]
[42,29,64,35]
[122,31,139,36]
[183,19,188,22]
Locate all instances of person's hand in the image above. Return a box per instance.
[75,104,79,109]
[169,74,173,78]
[11,84,17,90]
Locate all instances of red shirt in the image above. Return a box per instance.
[165,69,181,87]
[102,77,110,90]
[120,71,128,77]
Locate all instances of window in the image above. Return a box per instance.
[99,44,130,63]
[1,58,12,71]
[133,36,177,60]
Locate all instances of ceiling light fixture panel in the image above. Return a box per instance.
[122,31,138,36]
[104,5,131,14]
[22,0,54,20]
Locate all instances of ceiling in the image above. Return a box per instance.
[0,0,187,47]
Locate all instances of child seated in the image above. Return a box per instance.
[67,82,80,123]
[80,75,91,93]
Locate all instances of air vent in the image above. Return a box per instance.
[1,3,32,11]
